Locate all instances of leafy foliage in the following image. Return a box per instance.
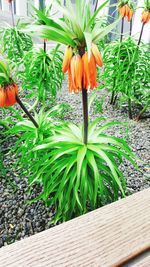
[20,45,64,101]
[9,106,65,170]
[29,0,119,53]
[11,118,137,223]
[0,60,13,86]
[102,37,150,116]
[0,21,33,63]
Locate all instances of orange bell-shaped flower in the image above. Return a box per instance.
[62,46,73,73]
[0,84,18,108]
[0,87,6,108]
[82,52,97,90]
[119,5,126,17]
[128,9,134,22]
[69,54,83,93]
[119,5,134,21]
[141,11,150,24]
[82,52,90,90]
[89,54,97,89]
[91,43,103,67]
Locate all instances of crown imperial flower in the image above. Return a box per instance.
[0,84,18,108]
[141,10,150,24]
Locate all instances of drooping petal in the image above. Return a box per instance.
[82,52,90,90]
[128,9,134,22]
[74,54,83,92]
[119,6,126,17]
[0,87,6,108]
[70,55,77,91]
[6,84,17,107]
[68,67,73,93]
[89,53,97,89]
[125,5,130,17]
[141,11,150,24]
[62,46,73,73]
[91,43,103,67]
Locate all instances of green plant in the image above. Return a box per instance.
[102,37,150,119]
[0,20,33,64]
[9,106,65,171]
[29,0,119,144]
[20,45,64,102]
[94,94,105,114]
[23,119,137,223]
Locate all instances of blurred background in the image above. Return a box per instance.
[0,0,150,43]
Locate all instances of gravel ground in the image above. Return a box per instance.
[0,81,150,248]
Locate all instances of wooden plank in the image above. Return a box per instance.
[0,189,150,267]
[132,254,150,267]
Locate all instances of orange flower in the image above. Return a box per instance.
[69,55,83,93]
[74,55,83,91]
[124,5,130,17]
[141,11,150,24]
[91,43,103,67]
[128,9,134,22]
[82,52,90,90]
[119,5,134,21]
[0,87,6,108]
[62,46,73,73]
[0,84,18,108]
[119,5,126,17]
[89,54,97,89]
[82,52,97,90]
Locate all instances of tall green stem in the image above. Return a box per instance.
[136,102,149,121]
[78,46,88,145]
[130,19,132,36]
[16,96,39,128]
[138,23,145,46]
[120,17,124,42]
[44,39,47,53]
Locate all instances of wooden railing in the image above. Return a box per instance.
[0,188,150,267]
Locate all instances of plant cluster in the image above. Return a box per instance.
[0,0,142,224]
[102,0,150,119]
[20,46,64,102]
[0,21,33,64]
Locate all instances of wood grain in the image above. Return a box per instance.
[0,189,150,267]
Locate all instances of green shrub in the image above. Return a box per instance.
[102,37,150,118]
[12,117,137,223]
[20,45,64,102]
[0,21,33,63]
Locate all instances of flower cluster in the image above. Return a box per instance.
[119,5,134,21]
[0,84,18,108]
[141,10,150,24]
[62,44,103,93]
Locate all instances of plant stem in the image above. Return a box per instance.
[44,39,47,52]
[138,23,145,46]
[120,17,124,42]
[9,1,15,27]
[113,94,117,105]
[82,88,88,144]
[110,91,115,104]
[78,46,88,144]
[136,102,149,121]
[16,96,39,128]
[128,98,132,119]
[130,19,132,36]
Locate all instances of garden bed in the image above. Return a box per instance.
[0,82,150,248]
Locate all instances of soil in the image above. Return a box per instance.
[0,81,150,247]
